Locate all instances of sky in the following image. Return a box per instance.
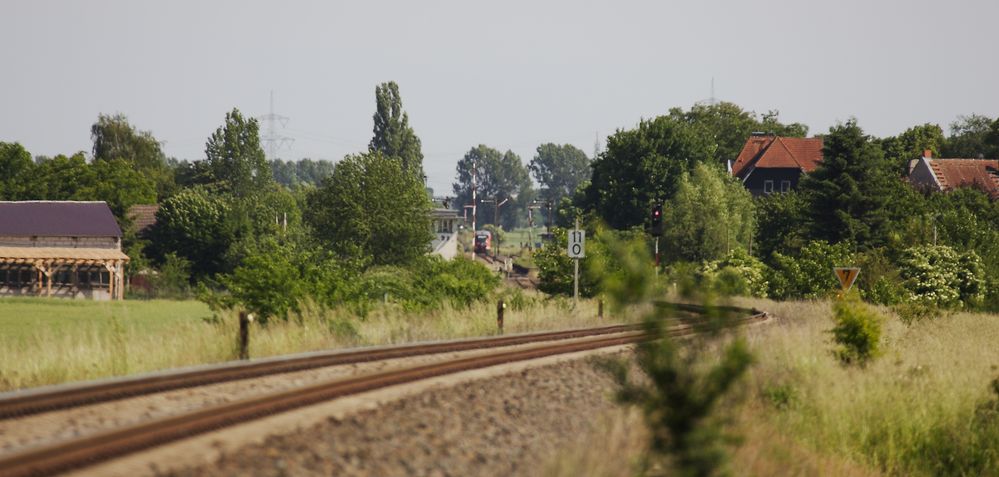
[2,0,998,194]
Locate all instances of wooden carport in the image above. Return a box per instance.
[0,247,129,300]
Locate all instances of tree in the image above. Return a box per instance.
[81,158,157,218]
[306,152,431,266]
[879,123,945,173]
[529,143,590,206]
[147,186,233,279]
[91,113,175,199]
[662,162,755,263]
[204,108,272,196]
[799,119,903,249]
[754,190,807,260]
[369,81,424,178]
[580,114,716,229]
[452,145,533,229]
[670,102,808,165]
[0,142,34,200]
[269,158,335,188]
[28,153,96,200]
[942,114,999,159]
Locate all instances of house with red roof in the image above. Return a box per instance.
[908,151,999,199]
[730,134,824,196]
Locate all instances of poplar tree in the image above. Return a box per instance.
[204,108,271,197]
[369,81,424,178]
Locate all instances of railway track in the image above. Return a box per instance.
[0,323,642,420]
[0,305,767,477]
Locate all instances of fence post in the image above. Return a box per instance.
[598,299,604,319]
[238,312,251,360]
[497,299,506,334]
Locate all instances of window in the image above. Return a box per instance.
[781,180,791,193]
[763,180,774,194]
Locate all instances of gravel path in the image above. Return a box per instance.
[165,350,628,477]
[0,344,570,457]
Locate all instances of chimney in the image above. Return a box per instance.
[923,149,932,159]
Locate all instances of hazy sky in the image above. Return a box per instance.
[3,0,998,193]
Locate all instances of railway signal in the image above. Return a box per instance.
[650,205,663,237]
[650,204,663,271]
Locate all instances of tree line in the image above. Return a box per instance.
[539,103,999,312]
[0,82,498,320]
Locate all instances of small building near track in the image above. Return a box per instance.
[430,207,463,260]
[0,201,129,300]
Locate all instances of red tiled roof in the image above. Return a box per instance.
[127,204,160,233]
[731,136,823,178]
[929,159,999,198]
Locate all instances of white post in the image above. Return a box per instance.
[471,160,477,260]
[655,237,659,276]
[573,218,579,307]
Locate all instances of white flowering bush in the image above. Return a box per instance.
[898,245,984,308]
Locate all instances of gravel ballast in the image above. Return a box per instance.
[80,346,634,477]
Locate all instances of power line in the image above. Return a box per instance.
[257,91,294,160]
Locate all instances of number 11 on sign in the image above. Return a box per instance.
[568,219,585,306]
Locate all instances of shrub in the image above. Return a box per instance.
[412,256,500,308]
[769,240,854,299]
[700,248,770,297]
[534,227,587,296]
[893,302,942,326]
[897,245,985,308]
[150,253,193,298]
[598,232,753,476]
[830,298,883,366]
[855,248,906,305]
[536,225,647,298]
[762,383,799,410]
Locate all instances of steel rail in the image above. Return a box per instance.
[0,323,643,420]
[0,312,767,477]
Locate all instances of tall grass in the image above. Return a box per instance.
[740,298,999,475]
[544,298,999,475]
[0,292,616,392]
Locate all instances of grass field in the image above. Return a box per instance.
[545,298,999,476]
[0,292,615,392]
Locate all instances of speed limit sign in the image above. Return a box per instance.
[567,229,585,258]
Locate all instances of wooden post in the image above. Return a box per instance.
[71,264,78,295]
[598,299,604,319]
[46,264,53,297]
[496,299,505,334]
[238,312,251,360]
[104,261,116,301]
[116,261,124,300]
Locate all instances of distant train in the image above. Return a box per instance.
[474,231,492,254]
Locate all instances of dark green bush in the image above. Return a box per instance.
[769,240,854,299]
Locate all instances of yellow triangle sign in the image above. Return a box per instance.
[833,267,861,292]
